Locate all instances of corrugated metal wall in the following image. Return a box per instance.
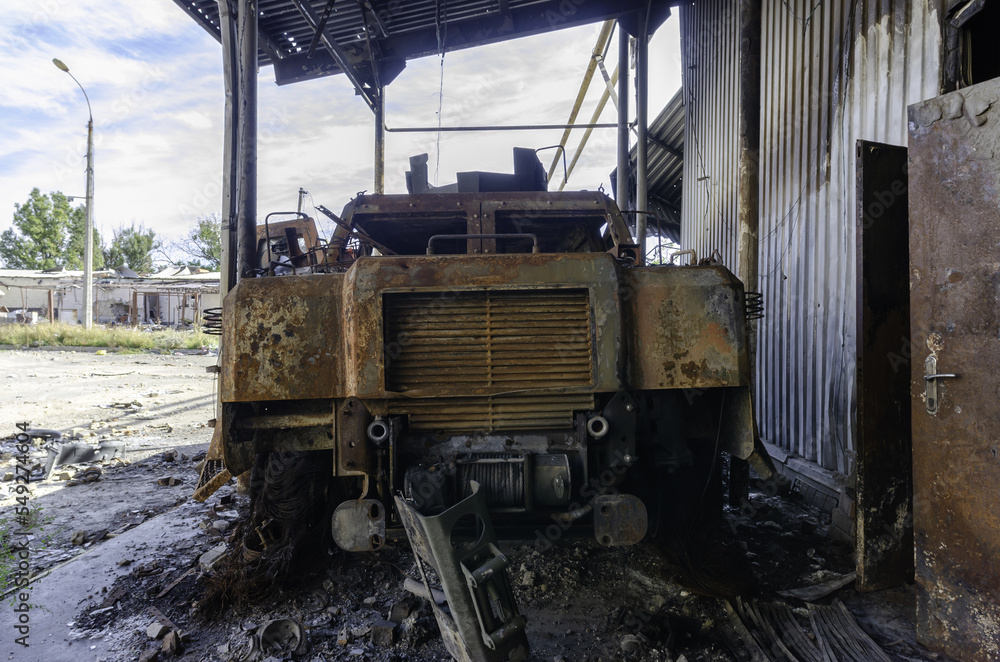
[679,0,742,270]
[680,0,943,474]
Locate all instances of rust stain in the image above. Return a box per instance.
[691,321,734,356]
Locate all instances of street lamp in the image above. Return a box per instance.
[53,58,95,329]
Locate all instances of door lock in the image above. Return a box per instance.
[924,355,959,415]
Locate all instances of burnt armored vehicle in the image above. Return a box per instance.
[198,151,768,661]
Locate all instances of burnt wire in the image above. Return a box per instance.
[433,0,447,185]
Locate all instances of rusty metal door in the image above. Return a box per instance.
[855,140,913,591]
[908,78,1000,661]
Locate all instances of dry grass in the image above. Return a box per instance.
[0,322,217,350]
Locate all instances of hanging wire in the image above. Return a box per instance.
[433,0,448,186]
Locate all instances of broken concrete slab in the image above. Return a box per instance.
[199,544,227,571]
[147,622,170,639]
[161,629,183,655]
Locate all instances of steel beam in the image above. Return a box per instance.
[236,0,258,279]
[736,0,761,316]
[546,20,615,182]
[374,86,385,194]
[290,0,378,110]
[635,13,649,265]
[733,0,762,504]
[616,24,630,213]
[218,0,239,296]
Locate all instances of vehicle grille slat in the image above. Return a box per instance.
[384,289,594,396]
[384,288,594,431]
[390,394,595,432]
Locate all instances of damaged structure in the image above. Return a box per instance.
[677,0,1000,659]
[173,0,1000,659]
[175,1,779,660]
[0,266,220,326]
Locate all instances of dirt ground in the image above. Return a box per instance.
[0,349,953,662]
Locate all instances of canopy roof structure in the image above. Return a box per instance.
[174,0,670,96]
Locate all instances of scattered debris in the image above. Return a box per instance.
[134,561,164,578]
[161,629,183,656]
[258,618,309,657]
[778,570,857,602]
[371,618,396,647]
[162,449,177,462]
[156,568,197,599]
[730,598,894,662]
[147,622,170,640]
[388,596,419,624]
[42,439,125,480]
[157,476,182,486]
[199,544,228,572]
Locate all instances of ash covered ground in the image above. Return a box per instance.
[0,349,951,662]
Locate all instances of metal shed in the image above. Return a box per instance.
[679,0,943,479]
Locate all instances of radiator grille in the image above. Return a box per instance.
[388,393,595,432]
[384,289,594,395]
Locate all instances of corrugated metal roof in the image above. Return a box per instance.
[615,88,684,242]
[680,0,944,473]
[174,0,671,86]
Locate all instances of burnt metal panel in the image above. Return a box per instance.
[854,140,912,591]
[908,79,1000,661]
[222,273,346,401]
[627,265,750,390]
[346,252,626,397]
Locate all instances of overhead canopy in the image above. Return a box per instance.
[174,0,671,90]
[611,88,684,243]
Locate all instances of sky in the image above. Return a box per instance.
[0,0,681,260]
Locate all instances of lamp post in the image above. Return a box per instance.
[53,58,95,329]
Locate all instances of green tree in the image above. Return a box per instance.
[102,223,161,273]
[0,188,102,270]
[176,214,221,270]
[65,206,104,270]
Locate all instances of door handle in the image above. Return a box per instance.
[924,356,960,415]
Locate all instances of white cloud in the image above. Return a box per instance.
[0,0,681,254]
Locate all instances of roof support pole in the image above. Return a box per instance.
[236,0,258,279]
[635,13,649,265]
[615,23,630,213]
[374,86,385,194]
[732,0,762,506]
[737,0,761,351]
[218,0,240,296]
